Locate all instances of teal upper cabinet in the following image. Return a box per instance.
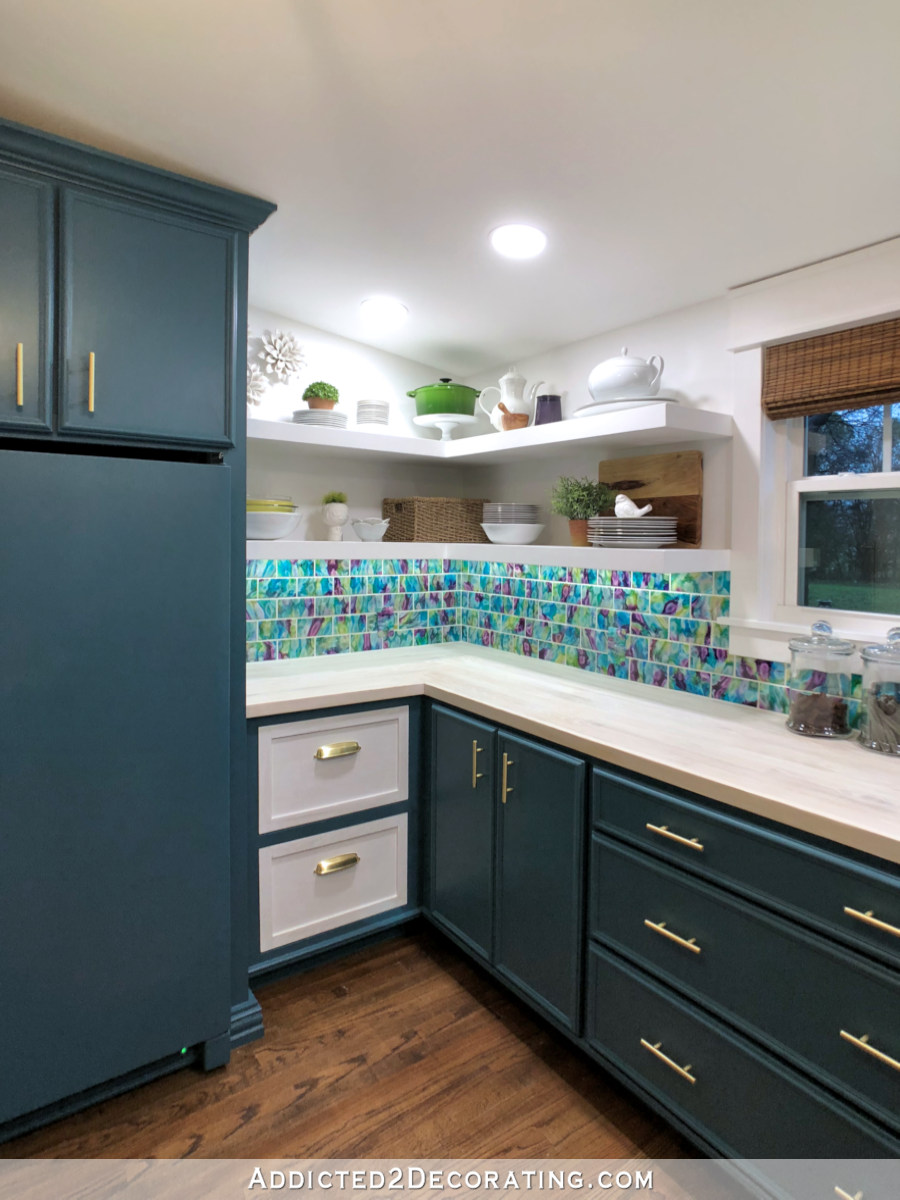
[59,189,235,447]
[0,168,53,434]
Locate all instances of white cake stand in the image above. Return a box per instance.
[413,413,479,442]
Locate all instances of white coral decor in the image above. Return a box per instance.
[258,329,306,382]
[246,363,268,406]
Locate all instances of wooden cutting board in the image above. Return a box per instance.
[597,450,703,546]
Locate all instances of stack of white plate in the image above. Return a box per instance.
[588,515,678,549]
[356,399,390,427]
[481,502,543,545]
[292,409,348,429]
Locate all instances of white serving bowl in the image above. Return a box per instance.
[481,522,544,545]
[352,518,390,542]
[246,510,301,540]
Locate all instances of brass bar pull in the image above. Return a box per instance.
[844,907,900,939]
[88,351,96,413]
[501,752,514,803]
[839,1030,900,1073]
[314,852,360,876]
[646,823,704,852]
[834,1188,863,1200]
[644,919,702,955]
[472,740,484,789]
[314,740,361,760]
[639,1038,696,1084]
[15,343,23,407]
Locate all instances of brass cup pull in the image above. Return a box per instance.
[88,351,96,414]
[840,1030,900,1073]
[314,852,360,876]
[16,342,23,408]
[501,752,514,803]
[844,907,900,939]
[834,1188,863,1200]
[646,822,704,852]
[639,1038,696,1084]
[644,919,702,955]
[472,740,484,789]
[314,740,361,760]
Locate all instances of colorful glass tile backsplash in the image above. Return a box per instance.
[246,557,857,722]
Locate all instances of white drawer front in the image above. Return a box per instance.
[258,706,409,833]
[258,814,408,952]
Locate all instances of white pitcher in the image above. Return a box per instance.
[477,366,546,431]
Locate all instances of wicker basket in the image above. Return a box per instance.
[382,497,489,543]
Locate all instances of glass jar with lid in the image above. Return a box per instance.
[859,628,900,755]
[786,620,855,738]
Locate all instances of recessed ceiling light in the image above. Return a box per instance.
[489,224,547,259]
[359,296,409,330]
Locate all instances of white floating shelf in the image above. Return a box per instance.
[248,402,732,465]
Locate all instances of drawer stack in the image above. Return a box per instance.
[586,766,900,1158]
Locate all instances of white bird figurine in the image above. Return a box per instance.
[615,493,653,519]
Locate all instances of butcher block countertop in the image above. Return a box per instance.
[247,647,900,867]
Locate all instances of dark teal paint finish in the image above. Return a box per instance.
[0,167,53,433]
[0,450,231,1125]
[429,704,497,960]
[59,188,234,448]
[494,731,585,1032]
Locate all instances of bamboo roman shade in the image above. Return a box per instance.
[761,315,900,420]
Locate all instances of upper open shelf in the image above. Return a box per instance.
[247,402,733,465]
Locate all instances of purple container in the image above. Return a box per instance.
[534,394,562,425]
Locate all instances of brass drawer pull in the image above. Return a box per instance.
[834,1188,863,1200]
[644,919,702,954]
[639,1038,696,1084]
[501,752,514,803]
[840,1030,900,1073]
[472,740,484,789]
[844,907,900,939]
[314,852,360,876]
[646,823,704,852]
[88,351,96,413]
[314,740,361,760]
[16,342,23,407]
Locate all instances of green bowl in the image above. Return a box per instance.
[407,378,479,417]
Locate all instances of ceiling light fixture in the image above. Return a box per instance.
[489,223,547,259]
[359,296,409,331]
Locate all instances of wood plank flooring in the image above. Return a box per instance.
[1,930,694,1159]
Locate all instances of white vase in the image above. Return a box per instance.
[323,502,349,541]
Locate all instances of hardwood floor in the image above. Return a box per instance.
[2,929,694,1159]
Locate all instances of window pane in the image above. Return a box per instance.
[805,405,884,476]
[893,402,900,472]
[799,492,900,615]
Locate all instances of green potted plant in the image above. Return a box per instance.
[303,381,340,411]
[550,476,614,546]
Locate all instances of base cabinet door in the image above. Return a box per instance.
[430,705,496,959]
[495,732,585,1031]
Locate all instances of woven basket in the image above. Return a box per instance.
[382,497,489,543]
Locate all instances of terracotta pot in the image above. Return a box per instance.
[568,519,589,547]
[307,396,337,410]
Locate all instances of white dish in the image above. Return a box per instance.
[571,398,674,418]
[247,510,302,539]
[351,519,390,542]
[481,522,544,545]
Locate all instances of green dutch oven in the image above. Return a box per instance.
[407,377,480,417]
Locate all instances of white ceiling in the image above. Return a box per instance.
[2,1,899,375]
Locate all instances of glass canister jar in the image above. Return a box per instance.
[786,620,855,738]
[859,628,900,755]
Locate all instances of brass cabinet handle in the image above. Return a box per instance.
[501,752,514,803]
[314,740,361,760]
[844,907,900,939]
[88,351,96,413]
[840,1030,900,1073]
[314,852,360,876]
[639,1038,696,1084]
[15,342,23,407]
[472,740,484,789]
[645,822,704,852]
[644,919,702,955]
[834,1188,863,1200]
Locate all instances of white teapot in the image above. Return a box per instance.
[477,366,546,431]
[587,347,664,403]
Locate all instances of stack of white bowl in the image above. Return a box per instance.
[588,515,678,549]
[481,502,544,546]
[246,497,301,540]
[292,408,348,429]
[356,399,390,427]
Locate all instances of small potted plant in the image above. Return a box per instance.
[322,490,349,541]
[550,476,614,546]
[303,381,340,411]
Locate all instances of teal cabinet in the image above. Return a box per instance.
[0,168,53,433]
